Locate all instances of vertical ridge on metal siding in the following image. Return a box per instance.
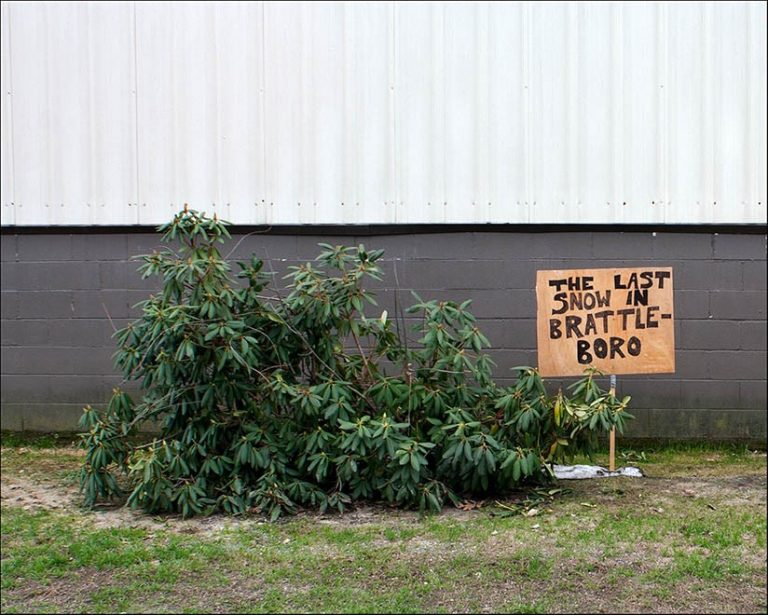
[530,1,569,223]
[751,1,768,213]
[623,2,662,223]
[576,2,613,224]
[341,1,392,224]
[444,2,481,223]
[486,1,525,223]
[0,1,766,226]
[1,1,14,225]
[395,1,440,223]
[216,1,266,226]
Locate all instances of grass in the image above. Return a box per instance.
[1,440,766,614]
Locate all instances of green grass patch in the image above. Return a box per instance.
[1,445,766,614]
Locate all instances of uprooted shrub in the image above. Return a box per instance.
[79,207,633,519]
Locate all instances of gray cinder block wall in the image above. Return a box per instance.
[1,228,766,441]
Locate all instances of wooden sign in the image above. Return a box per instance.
[536,267,675,377]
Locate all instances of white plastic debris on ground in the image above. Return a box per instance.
[553,464,644,479]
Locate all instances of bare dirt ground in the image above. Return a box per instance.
[3,449,765,532]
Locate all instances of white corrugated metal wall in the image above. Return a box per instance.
[0,0,766,226]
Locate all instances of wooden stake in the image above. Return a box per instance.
[609,375,617,471]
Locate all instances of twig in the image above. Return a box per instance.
[223,226,273,261]
[102,302,118,333]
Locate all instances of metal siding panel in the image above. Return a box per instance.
[444,2,481,223]
[88,1,138,225]
[136,1,221,225]
[657,2,670,224]
[1,1,765,226]
[623,2,664,223]
[575,2,613,224]
[748,0,767,224]
[1,1,14,225]
[487,2,525,223]
[11,1,136,226]
[263,1,306,225]
[712,2,751,223]
[215,1,266,225]
[667,2,708,224]
[343,2,392,224]
[609,3,626,224]
[395,2,444,224]
[530,1,570,223]
[310,1,345,224]
[136,1,268,224]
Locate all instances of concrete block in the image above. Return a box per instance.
[1,374,51,403]
[706,350,767,380]
[413,233,487,259]
[0,263,21,289]
[1,374,122,404]
[0,403,23,430]
[677,261,742,291]
[9,262,100,291]
[674,290,711,319]
[449,289,536,319]
[0,319,49,346]
[399,260,532,291]
[227,234,299,261]
[1,403,98,432]
[99,261,130,290]
[714,233,766,260]
[679,320,740,350]
[740,381,767,409]
[16,235,73,262]
[12,346,117,375]
[529,233,594,260]
[610,378,681,409]
[46,319,115,348]
[710,291,767,320]
[105,257,164,291]
[535,256,611,268]
[488,348,539,372]
[0,235,17,262]
[652,233,713,260]
[6,263,47,291]
[624,408,766,441]
[54,262,102,290]
[592,232,653,260]
[18,291,72,319]
[740,321,767,351]
[276,236,316,263]
[742,260,767,291]
[474,318,538,350]
[673,350,709,379]
[125,234,164,257]
[72,290,129,319]
[100,259,158,292]
[680,380,741,409]
[0,292,19,319]
[525,234,581,261]
[71,234,129,261]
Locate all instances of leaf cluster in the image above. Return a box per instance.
[80,207,633,519]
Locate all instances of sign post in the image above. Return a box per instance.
[609,374,617,471]
[535,267,675,467]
